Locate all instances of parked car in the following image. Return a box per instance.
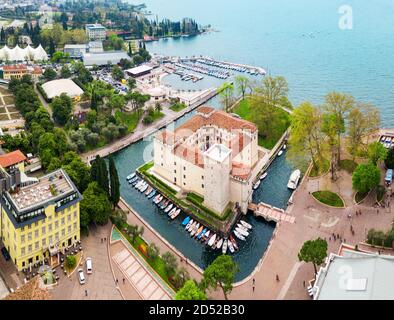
[86,257,93,274]
[78,268,86,285]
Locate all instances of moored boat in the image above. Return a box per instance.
[259,172,267,181]
[278,150,283,157]
[227,240,235,253]
[222,239,228,254]
[234,230,246,241]
[187,220,196,232]
[185,219,194,230]
[195,226,204,238]
[198,228,207,240]
[171,208,181,219]
[287,169,301,190]
[126,172,136,180]
[190,223,200,237]
[239,220,252,230]
[229,235,239,250]
[253,180,261,190]
[164,203,173,213]
[208,233,217,246]
[168,207,177,217]
[216,238,224,250]
[182,216,191,226]
[203,230,210,242]
[236,227,249,237]
[145,187,153,196]
[147,190,156,199]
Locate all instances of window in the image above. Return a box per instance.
[35,222,38,227]
[73,212,77,219]
[183,175,186,179]
[21,235,25,243]
[61,217,65,226]
[202,184,204,189]
[28,232,32,241]
[73,222,77,230]
[28,245,32,253]
[183,166,186,171]
[21,247,25,256]
[48,224,52,232]
[21,226,24,232]
[42,226,46,235]
[34,230,38,238]
[174,170,176,173]
[61,229,65,237]
[35,241,39,250]
[67,214,71,222]
[49,235,53,244]
[68,226,71,233]
[55,221,59,229]
[202,176,204,180]
[42,238,46,246]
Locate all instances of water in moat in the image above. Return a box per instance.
[111,94,294,281]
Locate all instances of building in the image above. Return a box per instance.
[64,41,104,58]
[0,164,82,271]
[85,23,107,41]
[0,64,42,80]
[0,45,48,62]
[125,65,153,78]
[312,245,394,300]
[152,106,259,214]
[82,50,131,66]
[41,79,84,100]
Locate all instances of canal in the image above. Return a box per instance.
[112,95,294,281]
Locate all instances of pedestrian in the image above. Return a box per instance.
[276,274,280,282]
[115,278,118,284]
[329,237,331,241]
[85,289,88,296]
[377,209,379,214]
[101,238,103,243]
[303,280,306,287]
[123,278,125,284]
[253,278,255,285]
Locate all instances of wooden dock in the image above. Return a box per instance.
[248,203,295,224]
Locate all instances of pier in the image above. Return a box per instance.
[248,202,295,224]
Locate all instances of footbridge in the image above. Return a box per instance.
[248,202,295,224]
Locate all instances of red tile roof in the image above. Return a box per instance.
[196,106,215,115]
[231,162,252,180]
[0,150,27,168]
[3,64,27,71]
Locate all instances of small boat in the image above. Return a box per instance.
[253,180,261,190]
[182,216,191,226]
[216,238,224,250]
[287,169,301,190]
[222,239,228,254]
[185,219,194,230]
[134,180,143,189]
[208,233,217,247]
[234,230,246,241]
[187,221,196,232]
[277,150,283,157]
[203,230,210,242]
[154,195,163,204]
[128,176,138,184]
[171,208,181,220]
[140,184,148,193]
[283,144,287,150]
[211,236,219,249]
[195,225,204,238]
[168,207,177,217]
[153,194,160,203]
[145,187,153,196]
[239,220,252,230]
[164,203,173,213]
[126,172,136,180]
[198,228,207,240]
[190,223,200,237]
[227,240,235,253]
[236,223,249,232]
[229,235,239,250]
[147,190,156,199]
[259,172,267,181]
[131,179,139,186]
[236,227,249,237]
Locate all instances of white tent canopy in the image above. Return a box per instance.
[0,44,48,62]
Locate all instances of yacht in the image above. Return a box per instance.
[239,220,252,230]
[277,150,283,157]
[253,180,261,190]
[287,169,301,190]
[259,172,267,181]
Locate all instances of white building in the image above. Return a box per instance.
[152,106,259,214]
[41,79,84,100]
[85,24,107,41]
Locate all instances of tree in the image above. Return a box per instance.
[66,255,76,269]
[51,93,73,126]
[367,142,388,165]
[106,94,125,111]
[111,65,124,81]
[127,224,144,244]
[60,65,72,78]
[175,280,207,300]
[172,267,190,289]
[298,238,328,275]
[201,255,239,300]
[147,243,160,261]
[43,67,57,81]
[80,182,112,226]
[323,92,355,165]
[321,113,341,180]
[109,156,120,208]
[288,102,325,171]
[218,82,234,111]
[127,77,136,91]
[234,75,249,100]
[90,155,109,195]
[162,252,178,276]
[352,163,381,194]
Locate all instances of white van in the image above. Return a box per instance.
[86,257,93,274]
[78,268,86,285]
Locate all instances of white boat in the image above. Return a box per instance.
[216,238,224,250]
[239,220,252,230]
[191,223,200,237]
[153,194,160,203]
[140,184,148,193]
[185,219,194,230]
[235,227,249,237]
[236,223,249,232]
[234,230,246,241]
[135,180,143,189]
[222,239,228,254]
[259,172,267,181]
[282,144,287,150]
[168,207,177,217]
[278,150,283,157]
[203,230,210,241]
[253,180,261,190]
[164,203,173,213]
[227,240,235,253]
[171,208,181,219]
[155,195,163,204]
[287,169,301,190]
[187,221,196,232]
[208,234,217,247]
[126,173,136,180]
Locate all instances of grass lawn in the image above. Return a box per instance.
[312,191,344,207]
[339,159,358,174]
[0,87,10,95]
[115,110,141,133]
[309,159,330,177]
[151,110,164,122]
[233,98,290,149]
[169,103,187,112]
[3,96,14,105]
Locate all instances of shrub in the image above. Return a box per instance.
[66,255,77,269]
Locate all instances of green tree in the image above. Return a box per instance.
[385,148,394,169]
[60,65,72,78]
[218,82,234,112]
[80,182,112,226]
[127,77,136,91]
[298,238,328,274]
[162,251,178,276]
[321,113,341,180]
[90,155,109,195]
[175,280,207,300]
[234,75,249,100]
[201,255,239,300]
[352,163,381,194]
[66,255,76,269]
[111,65,124,81]
[147,243,160,261]
[51,93,73,126]
[109,156,120,208]
[43,67,57,81]
[126,224,144,244]
[367,142,387,166]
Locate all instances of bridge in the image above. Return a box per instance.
[248,202,295,224]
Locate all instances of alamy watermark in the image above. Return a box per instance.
[338,5,353,30]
